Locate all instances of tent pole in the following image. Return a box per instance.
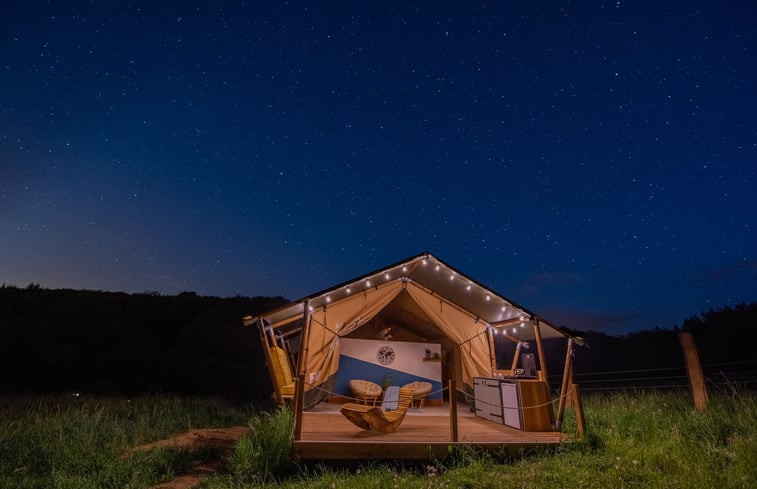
[486,327,497,373]
[449,379,458,442]
[555,338,574,430]
[533,318,549,385]
[294,300,311,441]
[511,342,522,370]
[571,382,586,438]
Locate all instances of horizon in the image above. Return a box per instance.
[3,279,752,337]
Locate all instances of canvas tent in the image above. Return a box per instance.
[246,252,572,409]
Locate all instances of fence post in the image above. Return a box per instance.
[678,331,708,411]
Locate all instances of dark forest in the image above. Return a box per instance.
[1,284,755,399]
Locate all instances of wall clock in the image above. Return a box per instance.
[377,345,395,365]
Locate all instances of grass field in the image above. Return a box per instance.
[0,394,254,489]
[1,392,755,489]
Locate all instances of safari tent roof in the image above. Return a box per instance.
[255,251,568,342]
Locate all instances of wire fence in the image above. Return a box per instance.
[549,359,757,394]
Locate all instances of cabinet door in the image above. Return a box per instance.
[500,382,522,429]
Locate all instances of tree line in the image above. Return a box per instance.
[0,284,287,399]
[1,284,754,398]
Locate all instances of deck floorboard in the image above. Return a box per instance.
[294,404,566,459]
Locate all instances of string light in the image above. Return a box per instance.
[449,273,455,280]
[466,283,472,291]
[384,272,390,280]
[402,265,408,272]
[365,280,372,287]
[346,287,351,293]
[326,296,331,303]
[500,305,506,312]
[422,259,428,265]
[435,264,440,271]
[486,295,491,301]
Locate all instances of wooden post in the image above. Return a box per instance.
[555,338,574,430]
[293,374,305,441]
[293,300,312,441]
[511,342,522,370]
[533,319,549,386]
[570,383,586,438]
[486,327,497,373]
[679,331,708,411]
[449,379,458,442]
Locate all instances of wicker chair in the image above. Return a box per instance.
[402,381,432,409]
[340,387,415,433]
[348,379,382,405]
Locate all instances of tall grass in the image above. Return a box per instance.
[226,406,295,485]
[0,394,252,489]
[205,391,756,489]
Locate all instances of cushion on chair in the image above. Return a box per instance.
[381,386,400,411]
[349,379,382,399]
[402,381,432,398]
[270,346,295,395]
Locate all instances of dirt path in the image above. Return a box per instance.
[124,426,248,489]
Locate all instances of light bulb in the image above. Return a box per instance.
[326,296,331,303]
[466,283,472,291]
[346,287,351,293]
[435,264,440,271]
[384,273,390,280]
[402,265,408,272]
[486,295,491,301]
[366,280,372,287]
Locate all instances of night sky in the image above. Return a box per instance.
[2,1,755,334]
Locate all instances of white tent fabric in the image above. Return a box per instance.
[405,283,493,386]
[261,253,570,394]
[304,280,403,391]
[301,279,497,391]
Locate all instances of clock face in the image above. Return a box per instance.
[377,345,395,365]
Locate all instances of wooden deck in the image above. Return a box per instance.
[294,403,567,460]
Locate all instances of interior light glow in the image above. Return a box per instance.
[512,328,517,334]
[493,328,499,335]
